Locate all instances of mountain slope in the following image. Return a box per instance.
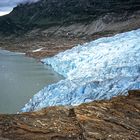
[9,0,140,25]
[0,0,140,36]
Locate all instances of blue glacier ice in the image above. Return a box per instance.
[21,29,140,112]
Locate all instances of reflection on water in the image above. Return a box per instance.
[0,50,63,114]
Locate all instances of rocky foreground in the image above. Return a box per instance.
[0,90,140,140]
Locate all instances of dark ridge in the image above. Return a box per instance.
[0,0,140,35]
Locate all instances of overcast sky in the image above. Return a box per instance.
[0,0,40,16]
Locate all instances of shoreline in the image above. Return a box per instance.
[0,36,86,60]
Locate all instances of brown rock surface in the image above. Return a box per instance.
[0,90,140,140]
[0,36,86,59]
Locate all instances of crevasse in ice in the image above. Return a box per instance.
[21,29,140,112]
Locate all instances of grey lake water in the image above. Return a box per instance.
[0,49,63,114]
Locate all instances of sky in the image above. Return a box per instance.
[0,0,40,16]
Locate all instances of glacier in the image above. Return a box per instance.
[21,29,140,112]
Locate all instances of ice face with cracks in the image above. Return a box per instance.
[21,29,140,112]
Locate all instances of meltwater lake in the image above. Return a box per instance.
[0,49,63,114]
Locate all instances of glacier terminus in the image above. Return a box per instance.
[21,29,140,112]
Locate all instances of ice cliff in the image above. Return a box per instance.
[21,29,140,112]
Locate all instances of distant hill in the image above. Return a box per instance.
[0,0,140,35]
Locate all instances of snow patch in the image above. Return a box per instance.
[32,48,43,52]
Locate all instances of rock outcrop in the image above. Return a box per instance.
[0,90,140,140]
